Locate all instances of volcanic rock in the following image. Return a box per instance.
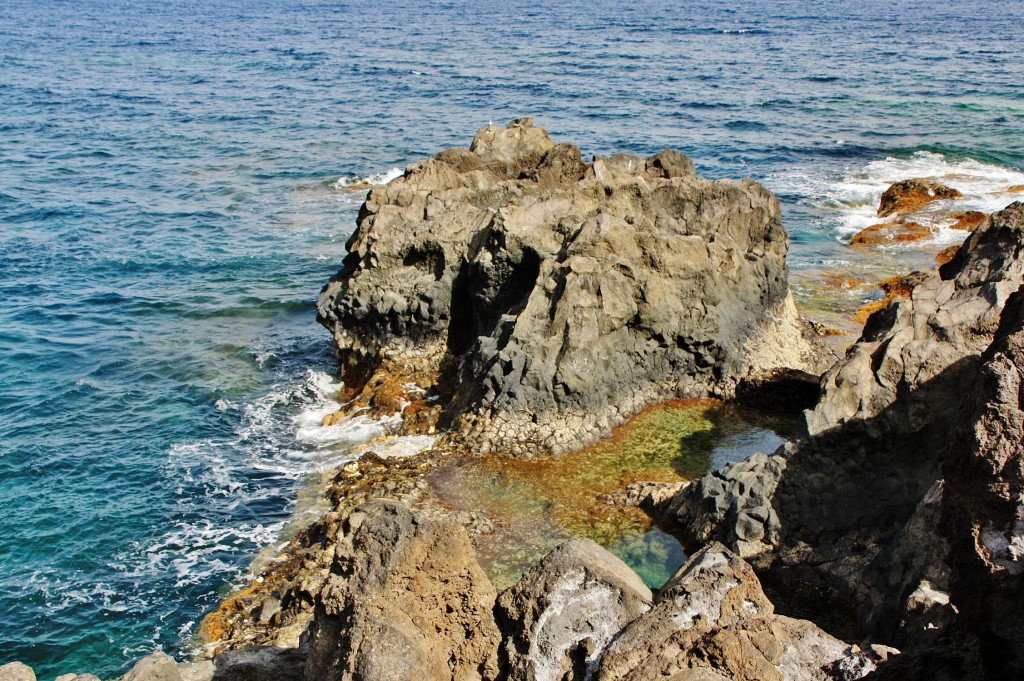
[317,119,832,455]
[304,500,501,681]
[495,539,653,681]
[666,202,1024,645]
[593,543,879,681]
[877,179,962,217]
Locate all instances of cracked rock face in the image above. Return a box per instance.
[494,539,653,681]
[317,118,832,455]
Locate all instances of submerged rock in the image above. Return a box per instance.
[304,500,501,681]
[877,178,962,217]
[495,539,653,681]
[317,118,831,455]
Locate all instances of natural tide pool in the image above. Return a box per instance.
[427,399,794,590]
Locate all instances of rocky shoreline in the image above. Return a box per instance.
[6,122,1024,681]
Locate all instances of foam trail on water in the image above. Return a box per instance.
[332,167,404,190]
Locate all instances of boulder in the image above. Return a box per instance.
[119,651,182,681]
[317,119,832,455]
[210,647,304,681]
[593,543,879,681]
[850,220,932,246]
[54,676,101,681]
[877,179,962,217]
[304,500,501,681]
[0,662,35,681]
[495,539,653,681]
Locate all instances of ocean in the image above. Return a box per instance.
[1,0,1022,676]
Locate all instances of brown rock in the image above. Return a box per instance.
[852,273,928,326]
[1008,184,1024,193]
[877,178,962,217]
[849,221,933,246]
[304,500,501,681]
[949,210,986,232]
[935,244,960,266]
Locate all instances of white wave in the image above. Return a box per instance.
[332,166,404,190]
[771,151,1024,244]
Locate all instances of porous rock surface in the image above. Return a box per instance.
[666,202,1024,648]
[592,543,878,681]
[317,118,831,455]
[304,500,501,681]
[495,538,653,681]
[877,178,962,217]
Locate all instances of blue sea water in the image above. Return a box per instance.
[1,0,1023,676]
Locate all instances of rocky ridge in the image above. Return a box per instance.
[316,118,832,455]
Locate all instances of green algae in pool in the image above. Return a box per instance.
[428,398,793,590]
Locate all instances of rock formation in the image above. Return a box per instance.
[304,500,501,681]
[877,179,962,217]
[665,202,1024,655]
[317,118,831,455]
[495,539,653,681]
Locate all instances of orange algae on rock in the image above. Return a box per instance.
[850,220,933,246]
[949,210,987,232]
[877,178,962,217]
[853,273,924,325]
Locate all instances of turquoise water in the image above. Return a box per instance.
[1,0,1023,676]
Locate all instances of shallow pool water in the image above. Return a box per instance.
[429,399,793,589]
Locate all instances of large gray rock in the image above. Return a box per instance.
[119,651,182,681]
[317,118,832,455]
[304,500,501,681]
[495,539,653,681]
[666,202,1024,646]
[593,543,878,681]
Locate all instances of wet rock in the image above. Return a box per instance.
[304,500,500,681]
[593,543,876,681]
[495,538,653,681]
[949,210,986,232]
[935,244,959,266]
[852,272,929,325]
[0,662,35,681]
[119,651,182,681]
[877,179,962,217]
[849,220,932,246]
[317,119,832,455]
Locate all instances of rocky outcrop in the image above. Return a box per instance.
[304,500,501,681]
[941,287,1024,677]
[317,118,832,455]
[593,543,884,681]
[665,202,1024,646]
[495,539,653,681]
[877,179,962,217]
